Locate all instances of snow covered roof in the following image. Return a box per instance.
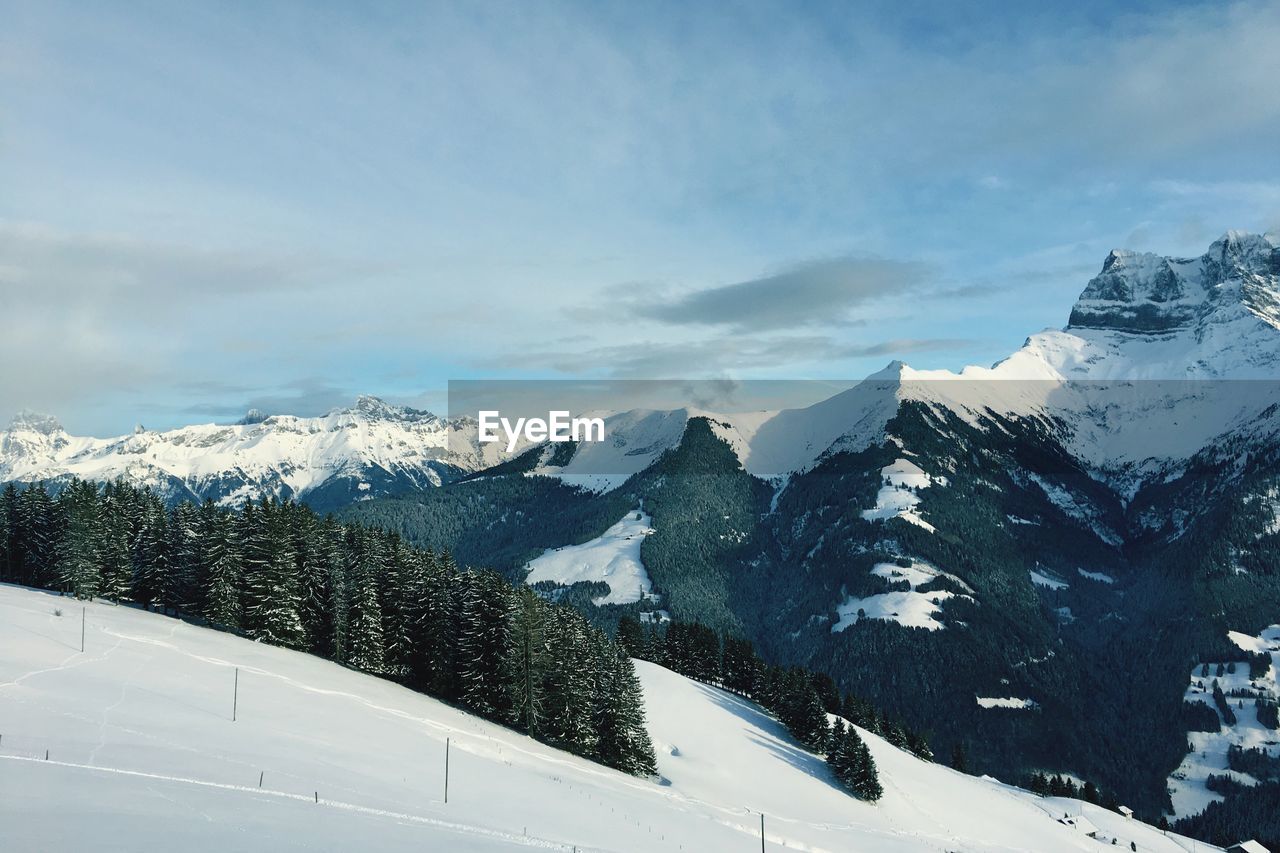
[1227,841,1270,853]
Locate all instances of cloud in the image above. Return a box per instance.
[580,257,932,333]
[178,378,355,421]
[508,334,979,378]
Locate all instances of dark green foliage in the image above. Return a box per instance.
[1174,781,1280,851]
[0,479,656,778]
[1181,700,1222,733]
[1226,744,1280,782]
[1259,699,1280,730]
[1211,680,1238,726]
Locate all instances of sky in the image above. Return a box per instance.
[2,0,1280,435]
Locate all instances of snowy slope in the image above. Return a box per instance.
[0,583,1212,852]
[524,510,657,605]
[1167,625,1280,818]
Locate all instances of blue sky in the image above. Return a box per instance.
[2,0,1279,435]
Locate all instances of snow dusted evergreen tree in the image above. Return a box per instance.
[507,586,547,736]
[457,569,514,720]
[829,723,881,802]
[16,482,57,588]
[851,738,883,801]
[344,531,386,674]
[130,494,167,611]
[198,501,242,631]
[56,479,101,599]
[405,549,457,698]
[296,514,343,660]
[594,643,657,776]
[377,535,415,677]
[97,482,132,602]
[241,499,305,649]
[540,607,598,756]
[165,501,200,615]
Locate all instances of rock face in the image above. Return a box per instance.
[1067,231,1280,335]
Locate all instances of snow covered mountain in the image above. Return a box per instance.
[531,231,1280,485]
[0,582,1207,852]
[7,232,1277,506]
[0,396,507,509]
[335,232,1280,838]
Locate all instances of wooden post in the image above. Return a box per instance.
[81,607,85,653]
[760,812,765,853]
[259,770,264,788]
[233,668,239,722]
[444,737,450,804]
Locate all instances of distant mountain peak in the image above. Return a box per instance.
[1067,231,1279,335]
[352,395,400,418]
[236,408,269,425]
[7,410,63,435]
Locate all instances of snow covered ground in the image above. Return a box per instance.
[1029,569,1069,591]
[831,560,969,633]
[976,697,1039,710]
[861,459,944,532]
[1166,624,1280,818]
[523,511,656,606]
[0,583,1215,851]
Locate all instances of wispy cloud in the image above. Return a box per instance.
[626,257,932,332]
[508,334,980,378]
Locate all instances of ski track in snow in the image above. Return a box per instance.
[0,755,584,851]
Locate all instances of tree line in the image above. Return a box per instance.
[0,479,656,777]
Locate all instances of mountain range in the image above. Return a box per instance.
[5,231,1280,838]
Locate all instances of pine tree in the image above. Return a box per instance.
[17,482,58,588]
[721,636,759,695]
[96,482,132,602]
[615,616,644,659]
[130,495,168,610]
[594,642,657,776]
[165,500,200,614]
[199,502,242,630]
[406,549,458,698]
[541,608,598,756]
[56,479,102,600]
[851,739,883,802]
[241,499,305,649]
[507,587,547,735]
[345,531,386,674]
[457,570,513,720]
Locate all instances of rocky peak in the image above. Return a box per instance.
[7,410,64,435]
[1067,232,1279,334]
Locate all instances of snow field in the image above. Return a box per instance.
[1165,625,1280,818]
[0,583,1213,852]
[523,511,656,606]
[832,560,972,633]
[861,459,944,532]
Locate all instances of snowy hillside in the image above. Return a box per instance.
[0,582,1208,852]
[524,510,658,606]
[0,397,502,508]
[1168,625,1280,819]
